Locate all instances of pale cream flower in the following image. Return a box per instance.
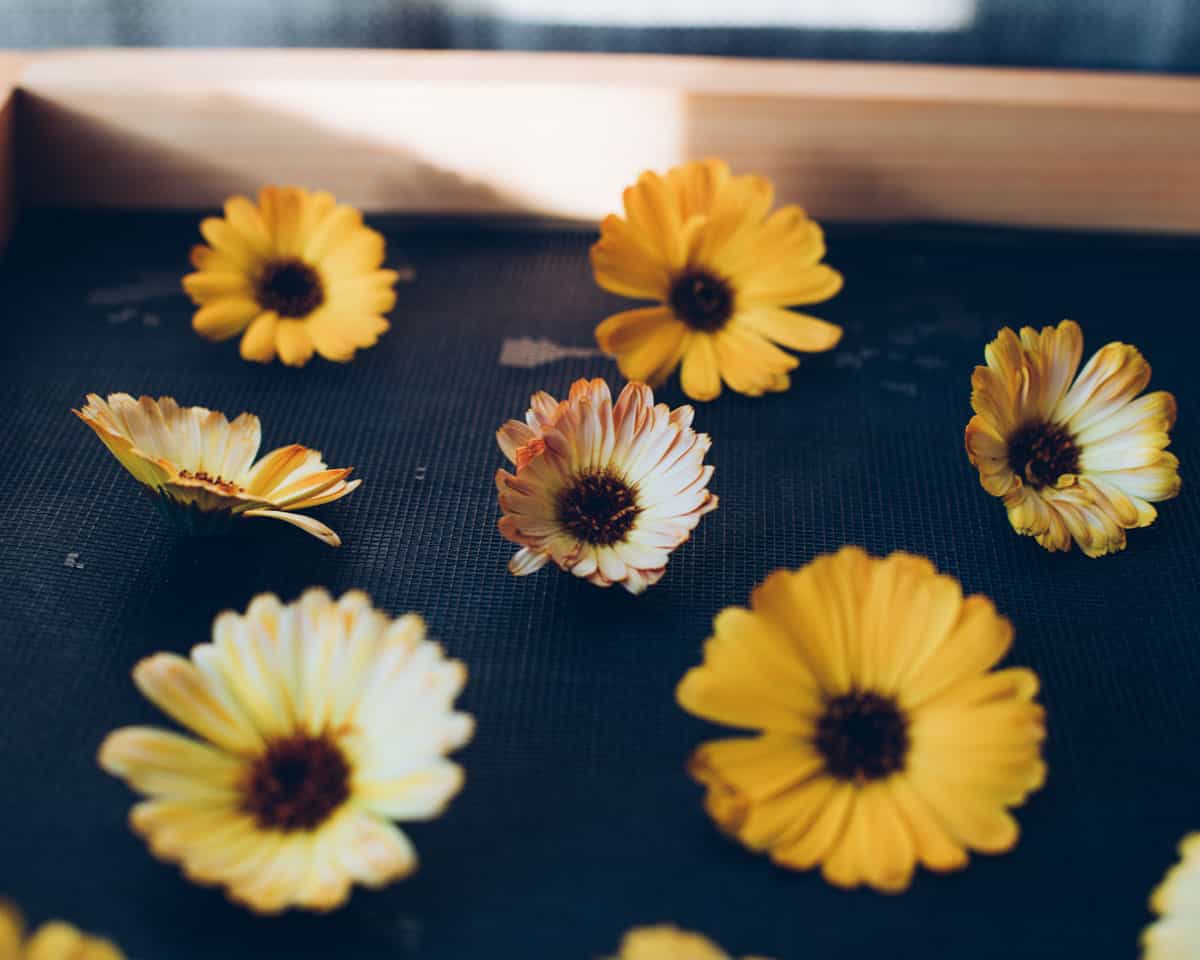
[1142,833,1200,959]
[99,589,473,914]
[496,378,717,594]
[75,393,361,546]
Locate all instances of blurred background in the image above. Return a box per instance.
[1,0,1198,72]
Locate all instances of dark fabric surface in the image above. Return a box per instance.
[2,0,1200,74]
[0,212,1197,959]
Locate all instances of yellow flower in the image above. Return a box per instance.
[0,899,123,960]
[74,393,361,546]
[1142,833,1200,959]
[183,186,398,366]
[496,378,717,594]
[966,319,1180,557]
[677,547,1046,893]
[99,589,473,914]
[610,925,771,960]
[591,159,843,401]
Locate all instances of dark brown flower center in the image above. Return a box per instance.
[669,269,733,332]
[815,691,909,782]
[255,258,325,318]
[176,469,243,493]
[1006,421,1080,489]
[242,733,351,831]
[557,471,640,546]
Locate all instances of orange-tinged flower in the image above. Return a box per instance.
[496,378,717,594]
[591,159,843,401]
[75,393,361,546]
[966,320,1180,556]
[184,186,398,366]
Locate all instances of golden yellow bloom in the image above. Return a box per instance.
[591,159,843,401]
[183,186,398,366]
[496,378,717,594]
[1142,833,1200,959]
[610,926,771,960]
[966,319,1180,557]
[0,899,123,960]
[99,589,473,914]
[677,547,1046,893]
[74,393,361,546]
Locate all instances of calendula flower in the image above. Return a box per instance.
[1142,833,1200,958]
[99,589,473,914]
[0,899,123,960]
[183,186,398,366]
[610,926,771,960]
[74,393,361,546]
[966,319,1180,557]
[677,547,1046,893]
[591,159,843,401]
[495,378,717,594]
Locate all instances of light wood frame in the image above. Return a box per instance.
[2,49,1200,254]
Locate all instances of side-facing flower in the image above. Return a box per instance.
[99,589,473,914]
[966,319,1180,556]
[0,899,123,960]
[74,393,361,546]
[1142,833,1200,958]
[183,186,399,366]
[610,926,771,960]
[591,159,843,401]
[495,378,717,594]
[677,547,1046,893]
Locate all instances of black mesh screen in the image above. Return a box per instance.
[0,211,1196,958]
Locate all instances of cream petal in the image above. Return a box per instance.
[333,813,418,887]
[99,726,242,800]
[132,653,262,755]
[355,759,464,820]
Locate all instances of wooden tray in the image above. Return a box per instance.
[4,49,1200,252]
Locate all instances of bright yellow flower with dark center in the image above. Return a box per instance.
[676,547,1046,893]
[591,159,844,401]
[99,589,474,914]
[183,186,399,366]
[966,319,1180,557]
[0,900,123,960]
[610,926,772,960]
[74,393,361,546]
[1142,833,1200,958]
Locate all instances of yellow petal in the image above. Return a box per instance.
[223,194,273,256]
[242,508,341,546]
[199,217,259,271]
[131,653,262,755]
[275,320,315,367]
[595,305,677,355]
[182,270,251,303]
[738,263,844,308]
[99,726,242,800]
[239,311,279,363]
[738,306,842,353]
[680,335,722,401]
[192,298,260,341]
[0,901,23,955]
